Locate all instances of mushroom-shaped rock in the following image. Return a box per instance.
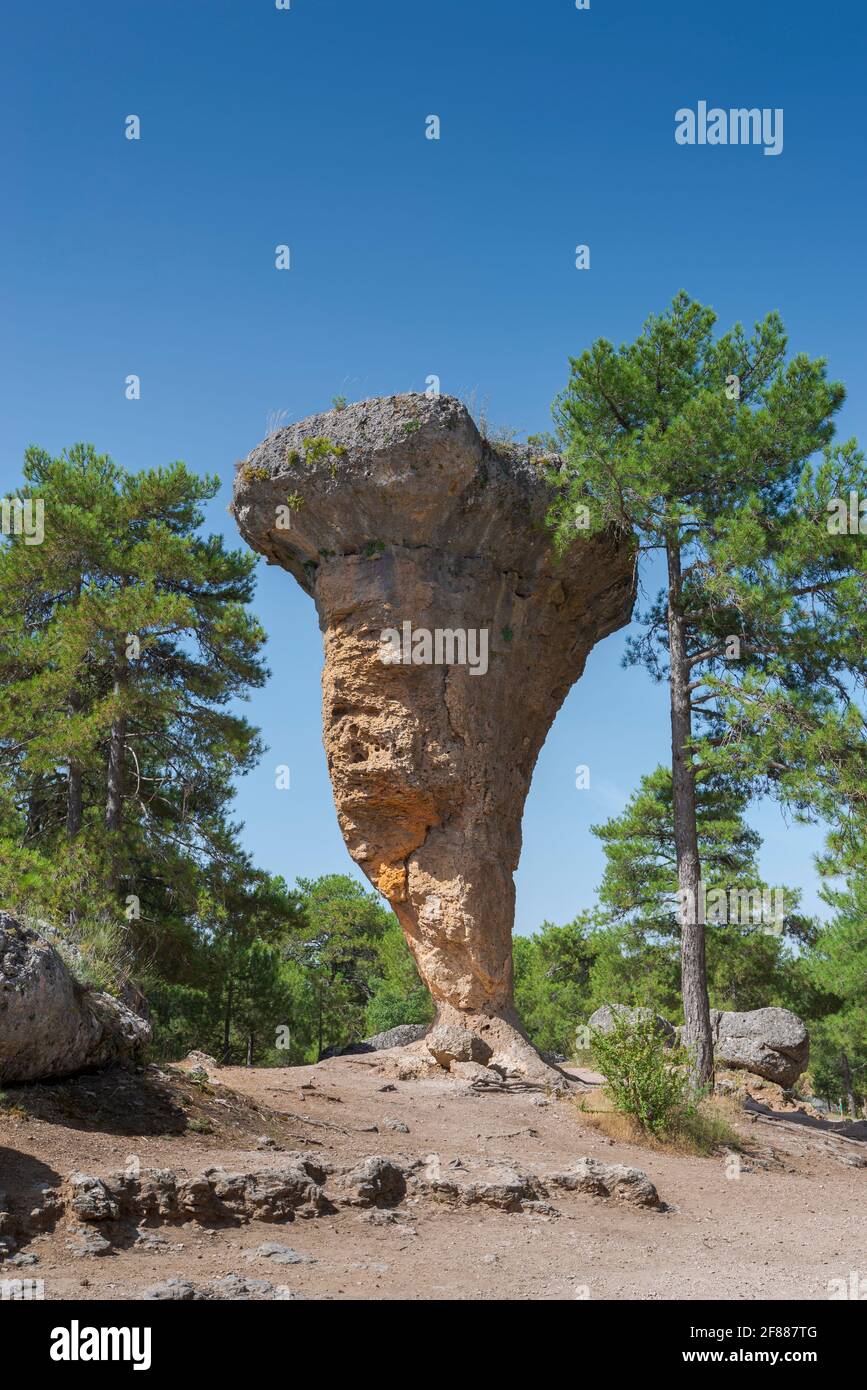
[232,394,635,1080]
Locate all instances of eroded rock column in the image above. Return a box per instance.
[232,394,634,1076]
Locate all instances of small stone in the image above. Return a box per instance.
[144,1278,199,1301]
[256,1136,283,1151]
[67,1229,112,1258]
[250,1243,316,1265]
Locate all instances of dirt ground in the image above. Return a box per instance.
[1,1051,865,1301]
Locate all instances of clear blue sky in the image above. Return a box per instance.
[1,0,864,930]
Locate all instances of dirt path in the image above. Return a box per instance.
[1,1052,864,1300]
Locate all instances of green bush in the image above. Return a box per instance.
[590,1009,694,1137]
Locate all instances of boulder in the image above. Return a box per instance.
[711,1007,809,1088]
[333,1156,407,1208]
[589,1004,676,1045]
[425,1025,493,1069]
[320,1022,428,1058]
[232,393,635,1079]
[0,912,151,1084]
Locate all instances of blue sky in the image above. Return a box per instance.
[1,0,864,930]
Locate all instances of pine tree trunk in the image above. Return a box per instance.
[246,1032,254,1067]
[67,579,84,838]
[667,539,714,1091]
[222,978,234,1062]
[105,711,125,832]
[25,780,41,841]
[106,646,127,833]
[67,761,83,836]
[105,643,127,893]
[840,1050,857,1120]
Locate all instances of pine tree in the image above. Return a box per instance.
[550,296,859,1084]
[589,764,814,1020]
[805,866,867,1116]
[0,443,268,970]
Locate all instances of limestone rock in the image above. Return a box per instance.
[248,1243,316,1265]
[67,1174,119,1223]
[320,1022,428,1058]
[545,1157,661,1208]
[65,1155,330,1227]
[589,1004,676,1046]
[711,1007,809,1088]
[232,394,635,1079]
[0,912,151,1084]
[425,1025,492,1069]
[411,1153,661,1211]
[448,1060,496,1084]
[334,1156,407,1208]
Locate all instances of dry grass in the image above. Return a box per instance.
[574,1086,743,1157]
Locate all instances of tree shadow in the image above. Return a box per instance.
[2,1067,189,1138]
[744,1097,867,1142]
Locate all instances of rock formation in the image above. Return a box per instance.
[711,1006,809,1089]
[232,393,635,1079]
[0,912,151,1084]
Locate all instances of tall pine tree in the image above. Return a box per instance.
[550,293,863,1085]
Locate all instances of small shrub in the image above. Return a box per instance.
[285,492,304,510]
[241,465,269,483]
[590,1009,692,1138]
[332,395,347,411]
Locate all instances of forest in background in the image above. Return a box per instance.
[1,298,865,1113]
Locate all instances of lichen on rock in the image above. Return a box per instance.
[232,393,635,1080]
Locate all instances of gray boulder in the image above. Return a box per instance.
[0,912,151,1083]
[363,1023,428,1051]
[320,1022,428,1058]
[588,1004,676,1046]
[711,1007,809,1088]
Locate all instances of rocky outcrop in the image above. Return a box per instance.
[232,393,635,1079]
[1,1148,665,1260]
[65,1157,330,1226]
[0,913,151,1084]
[411,1154,661,1211]
[711,1007,809,1088]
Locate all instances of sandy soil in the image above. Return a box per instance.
[1,1051,865,1301]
